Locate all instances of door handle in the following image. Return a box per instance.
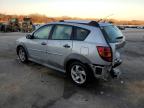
[63,44,70,48]
[41,42,47,45]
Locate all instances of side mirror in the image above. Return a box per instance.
[26,34,33,39]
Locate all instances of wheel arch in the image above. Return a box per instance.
[16,44,29,57]
[64,54,92,72]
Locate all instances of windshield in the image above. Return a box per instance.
[11,18,17,22]
[103,25,123,43]
[24,18,31,21]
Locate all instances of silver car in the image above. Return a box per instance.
[16,20,125,86]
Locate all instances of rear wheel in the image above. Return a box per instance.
[68,61,93,86]
[17,47,28,63]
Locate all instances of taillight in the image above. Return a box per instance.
[97,46,112,62]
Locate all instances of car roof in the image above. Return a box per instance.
[48,20,112,27]
[61,20,93,24]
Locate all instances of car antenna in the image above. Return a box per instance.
[98,14,114,22]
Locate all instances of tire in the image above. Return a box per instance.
[67,61,93,86]
[17,47,28,63]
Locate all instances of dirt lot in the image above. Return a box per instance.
[0,29,144,108]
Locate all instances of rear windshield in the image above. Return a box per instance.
[102,25,123,43]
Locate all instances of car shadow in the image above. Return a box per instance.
[17,59,127,101]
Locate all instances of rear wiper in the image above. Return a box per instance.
[116,36,123,39]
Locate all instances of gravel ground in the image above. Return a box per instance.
[0,29,144,108]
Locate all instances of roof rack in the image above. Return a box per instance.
[59,20,100,27]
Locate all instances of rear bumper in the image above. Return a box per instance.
[90,60,122,80]
[90,64,112,80]
[113,58,122,68]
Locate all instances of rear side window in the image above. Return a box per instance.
[74,27,90,41]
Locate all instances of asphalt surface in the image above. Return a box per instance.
[0,29,144,108]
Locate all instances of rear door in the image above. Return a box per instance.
[46,24,73,69]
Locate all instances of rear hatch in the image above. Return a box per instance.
[100,24,125,65]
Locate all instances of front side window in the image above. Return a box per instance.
[51,25,72,40]
[74,27,90,41]
[33,25,52,39]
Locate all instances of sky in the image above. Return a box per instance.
[0,0,144,20]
